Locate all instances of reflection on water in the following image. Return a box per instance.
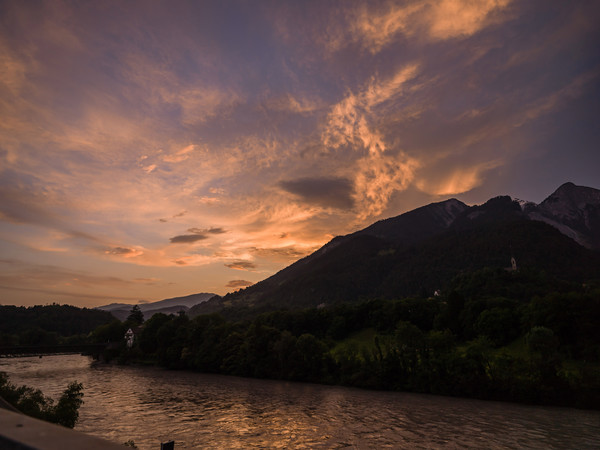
[1,355,599,449]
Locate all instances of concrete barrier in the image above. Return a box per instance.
[0,408,125,450]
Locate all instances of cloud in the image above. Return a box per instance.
[169,234,209,244]
[348,0,512,53]
[105,247,138,256]
[321,65,421,217]
[163,144,196,163]
[159,210,189,223]
[226,280,254,288]
[349,2,422,53]
[424,0,512,41]
[0,284,143,303]
[416,160,502,196]
[251,245,316,260]
[188,227,227,235]
[279,176,355,209]
[0,259,161,303]
[224,261,257,271]
[168,226,227,244]
[265,93,324,115]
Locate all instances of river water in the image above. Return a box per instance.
[1,355,599,449]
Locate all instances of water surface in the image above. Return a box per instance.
[1,355,599,449]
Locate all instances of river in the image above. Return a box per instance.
[1,355,599,449]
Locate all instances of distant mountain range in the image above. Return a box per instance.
[189,182,600,317]
[97,293,216,321]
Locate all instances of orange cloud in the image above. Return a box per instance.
[416,160,502,196]
[163,144,196,163]
[322,65,421,217]
[425,0,512,41]
[348,0,512,53]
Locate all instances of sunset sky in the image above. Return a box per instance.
[1,0,599,308]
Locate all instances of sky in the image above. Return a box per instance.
[1,0,599,308]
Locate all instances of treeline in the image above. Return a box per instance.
[103,268,600,409]
[0,304,114,346]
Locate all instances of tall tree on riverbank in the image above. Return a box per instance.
[126,305,144,325]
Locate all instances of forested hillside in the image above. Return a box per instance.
[0,304,114,346]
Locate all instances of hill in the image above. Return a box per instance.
[0,304,114,345]
[97,293,216,320]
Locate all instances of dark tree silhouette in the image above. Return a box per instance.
[126,305,144,325]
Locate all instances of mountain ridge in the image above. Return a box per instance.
[97,292,217,320]
[189,183,600,317]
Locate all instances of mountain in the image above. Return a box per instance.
[103,305,192,322]
[526,182,600,250]
[98,292,216,320]
[189,183,600,318]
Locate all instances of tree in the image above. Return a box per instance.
[0,372,84,428]
[126,305,144,325]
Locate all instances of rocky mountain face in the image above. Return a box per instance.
[526,182,600,250]
[189,183,600,318]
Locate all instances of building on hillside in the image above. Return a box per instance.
[125,328,135,348]
[505,256,517,272]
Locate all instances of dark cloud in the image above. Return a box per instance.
[170,226,227,244]
[159,211,188,223]
[279,177,355,209]
[226,280,254,288]
[169,234,208,244]
[224,261,257,270]
[188,227,227,235]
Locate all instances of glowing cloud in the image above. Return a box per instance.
[322,64,421,217]
[416,161,502,196]
[348,0,512,53]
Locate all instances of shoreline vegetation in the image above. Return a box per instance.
[0,372,83,428]
[94,268,599,410]
[1,267,598,411]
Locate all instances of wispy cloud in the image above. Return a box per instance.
[321,64,421,217]
[224,261,257,271]
[225,280,254,288]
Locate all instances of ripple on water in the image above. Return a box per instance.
[1,355,600,449]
